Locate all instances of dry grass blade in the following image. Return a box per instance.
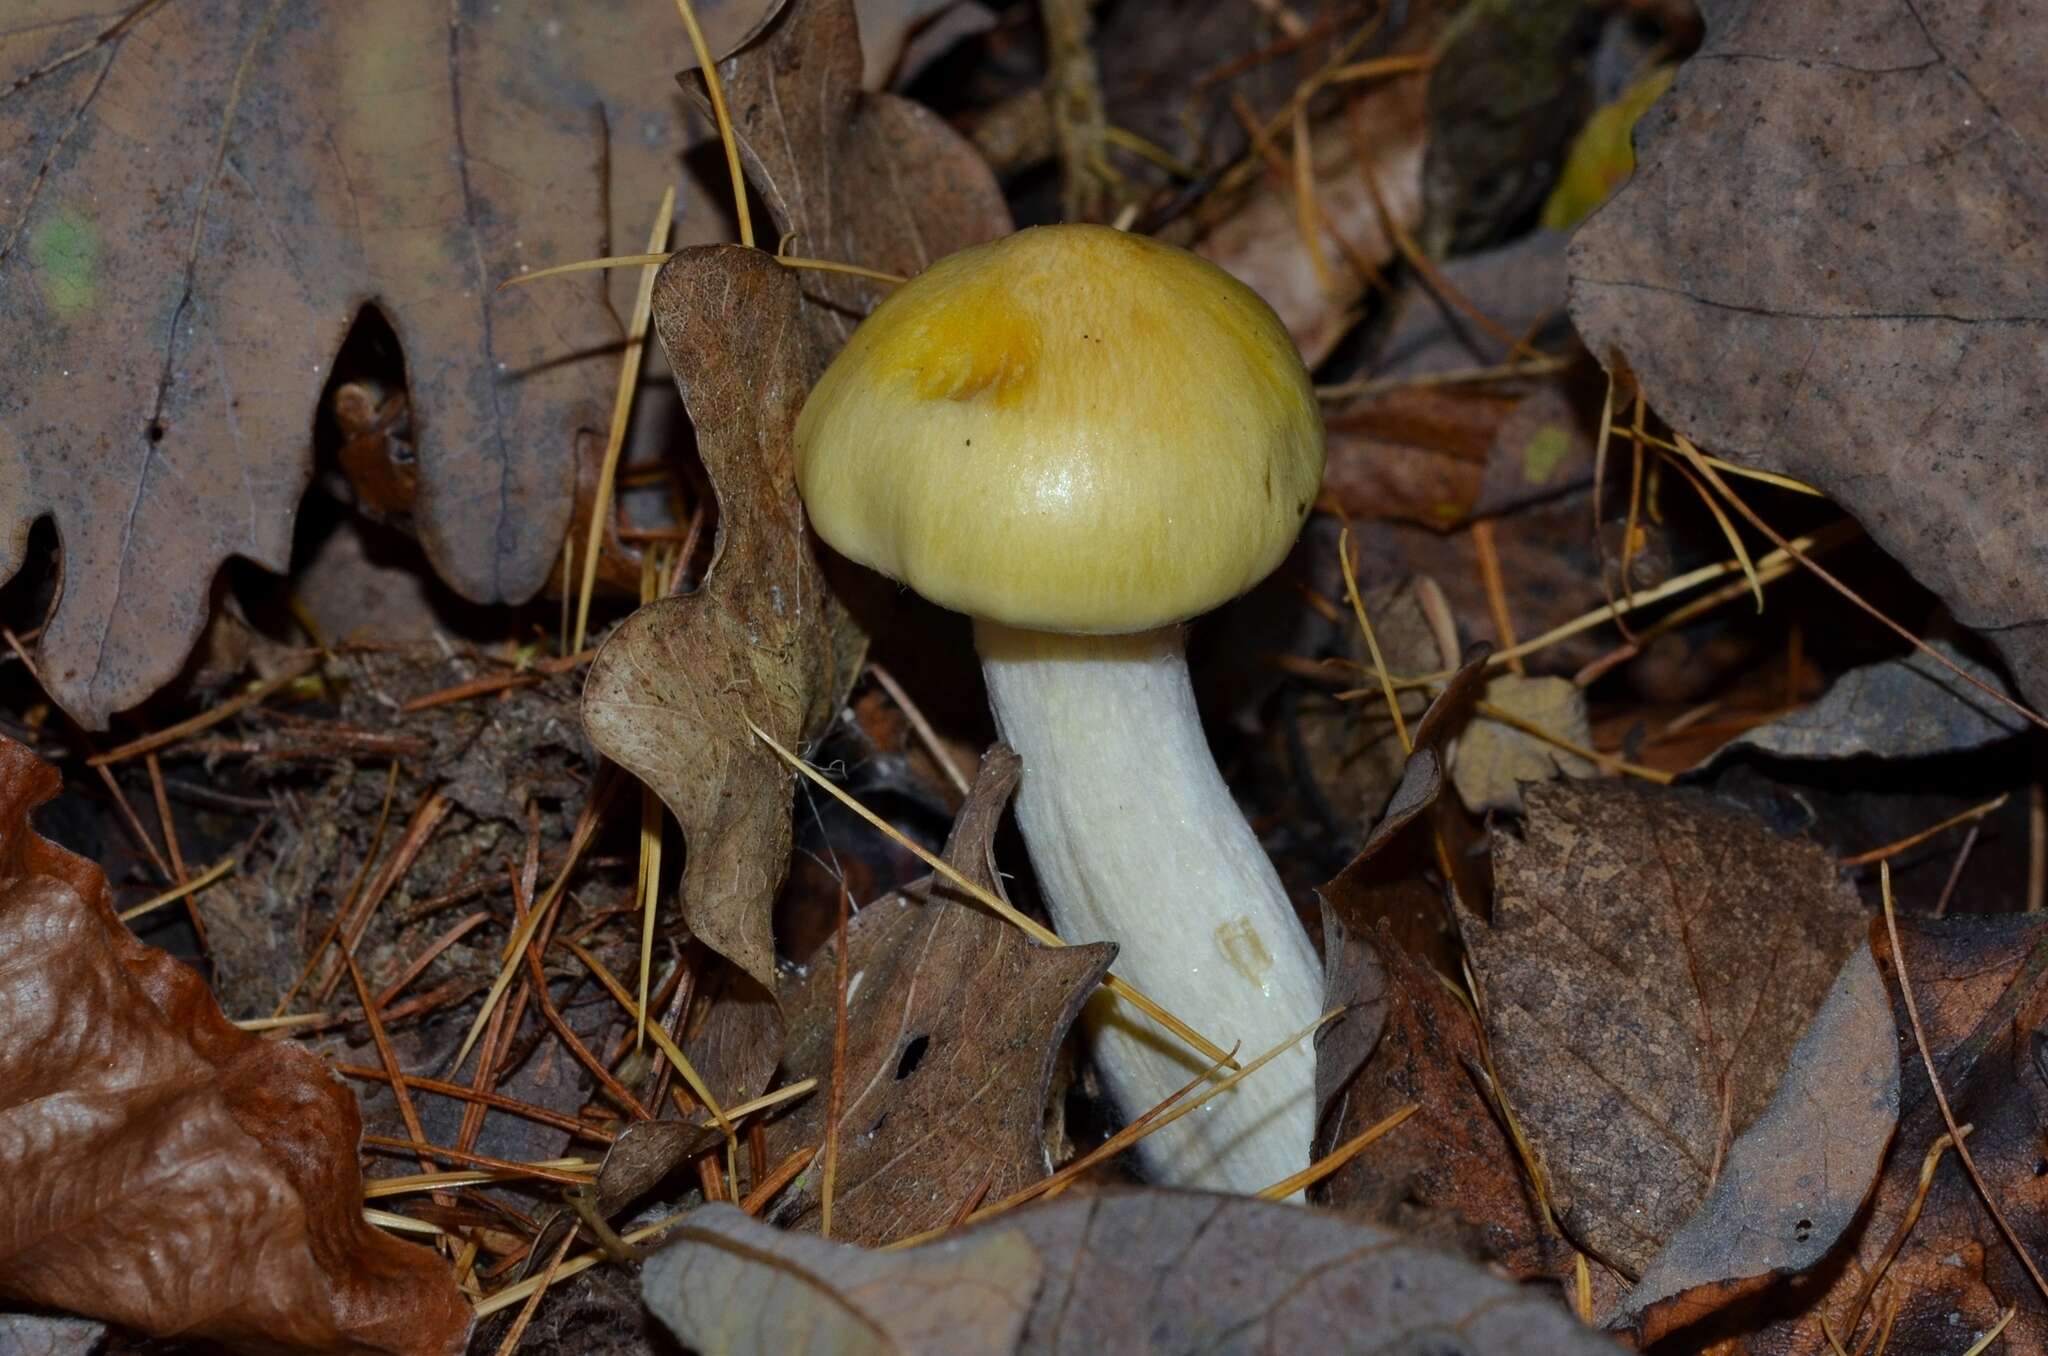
[1835,1125,1971,1343]
[1880,862,2048,1303]
[449,775,617,1072]
[1339,526,1411,754]
[746,720,1236,1069]
[117,854,234,922]
[1841,794,2011,868]
[674,0,750,249]
[1470,701,1673,785]
[573,187,675,655]
[561,940,730,1134]
[1257,1102,1418,1200]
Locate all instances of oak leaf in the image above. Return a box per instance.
[0,1,716,725]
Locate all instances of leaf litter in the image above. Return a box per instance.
[4,0,2048,1351]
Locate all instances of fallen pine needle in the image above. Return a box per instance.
[1258,1102,1418,1199]
[740,1144,817,1215]
[363,1158,595,1198]
[1841,793,2011,868]
[674,0,751,249]
[118,855,235,921]
[1959,1307,2016,1356]
[1836,1124,1971,1342]
[562,940,731,1137]
[748,720,1237,1069]
[88,654,318,765]
[492,1227,577,1356]
[1882,862,2048,1303]
[473,1205,698,1317]
[1472,701,1675,785]
[364,1208,444,1237]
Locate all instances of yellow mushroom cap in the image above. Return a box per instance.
[794,224,1324,635]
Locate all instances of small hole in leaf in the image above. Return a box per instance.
[145,420,165,444]
[895,1034,930,1080]
[2035,1159,2047,1177]
[1793,1218,1813,1241]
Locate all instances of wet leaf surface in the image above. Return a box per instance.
[1569,0,2048,714]
[0,0,695,725]
[1463,780,1868,1273]
[0,736,470,1353]
[646,1189,1620,1354]
[765,746,1115,1244]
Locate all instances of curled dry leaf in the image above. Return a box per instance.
[0,1,699,725]
[644,1203,1041,1356]
[1616,942,1899,1341]
[586,0,1010,993]
[765,746,1116,1244]
[583,246,857,992]
[1195,66,1431,370]
[1568,0,2048,715]
[1463,780,1868,1274]
[646,1190,1620,1354]
[0,736,469,1354]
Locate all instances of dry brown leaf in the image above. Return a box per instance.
[586,0,1009,993]
[1700,638,2025,767]
[1450,673,1596,815]
[583,245,856,993]
[647,1189,1621,1353]
[765,746,1116,1244]
[1196,72,1430,369]
[0,2,708,725]
[1616,941,1899,1339]
[643,1204,1041,1356]
[0,736,469,1354]
[1318,923,1580,1284]
[1463,780,1869,1275]
[705,0,1012,354]
[1635,914,2048,1352]
[1568,0,2048,714]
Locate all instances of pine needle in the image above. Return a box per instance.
[674,0,751,249]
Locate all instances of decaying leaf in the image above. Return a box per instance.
[583,247,854,992]
[1318,923,1578,1284]
[1450,673,1596,815]
[1616,942,1899,1339]
[648,1189,1619,1354]
[1568,0,2048,715]
[766,746,1116,1244]
[643,1204,1041,1356]
[1195,68,1430,369]
[707,0,1013,354]
[1700,638,2025,767]
[1640,914,2048,1352]
[0,736,469,1353]
[587,0,1010,993]
[1464,780,1868,1273]
[0,1,698,725]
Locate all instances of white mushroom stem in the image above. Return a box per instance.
[975,619,1321,1195]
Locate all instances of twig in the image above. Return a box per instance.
[87,655,318,765]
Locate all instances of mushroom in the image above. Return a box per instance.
[794,224,1324,1193]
